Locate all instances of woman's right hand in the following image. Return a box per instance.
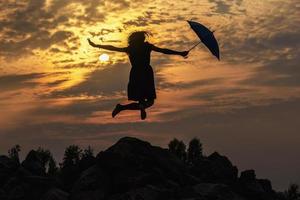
[181,51,189,58]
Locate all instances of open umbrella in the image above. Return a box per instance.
[187,20,220,60]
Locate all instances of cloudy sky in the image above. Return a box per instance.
[0,0,299,190]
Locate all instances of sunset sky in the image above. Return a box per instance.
[0,0,299,190]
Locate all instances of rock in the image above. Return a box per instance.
[240,169,256,181]
[96,137,196,195]
[207,152,238,183]
[258,179,273,193]
[41,188,69,200]
[190,152,238,184]
[70,165,111,200]
[237,170,275,200]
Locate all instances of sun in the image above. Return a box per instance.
[99,53,109,62]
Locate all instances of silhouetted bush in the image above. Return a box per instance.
[62,145,82,168]
[79,146,96,171]
[168,138,187,162]
[36,147,58,175]
[187,137,203,165]
[60,145,96,191]
[284,184,300,200]
[8,145,21,164]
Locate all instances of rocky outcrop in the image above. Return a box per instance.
[189,152,238,184]
[0,137,277,200]
[96,137,196,189]
[236,170,276,200]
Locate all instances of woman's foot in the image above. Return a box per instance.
[140,108,147,120]
[112,104,122,118]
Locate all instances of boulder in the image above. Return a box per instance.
[96,137,196,194]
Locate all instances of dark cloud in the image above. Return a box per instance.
[49,61,222,99]
[0,73,45,91]
[157,77,225,91]
[215,2,300,87]
[209,0,230,14]
[31,98,115,119]
[45,79,70,87]
[238,55,300,87]
[48,62,130,97]
[232,31,300,87]
[0,30,74,58]
[52,59,75,64]
[122,11,186,28]
[0,0,132,59]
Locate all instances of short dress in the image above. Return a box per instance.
[126,42,156,101]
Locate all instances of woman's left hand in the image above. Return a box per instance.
[88,39,98,47]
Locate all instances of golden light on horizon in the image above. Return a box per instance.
[99,53,110,62]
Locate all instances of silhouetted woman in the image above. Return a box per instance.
[88,31,189,120]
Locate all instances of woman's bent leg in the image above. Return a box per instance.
[143,99,154,109]
[112,99,154,119]
[112,101,143,118]
[121,102,141,110]
[139,99,155,120]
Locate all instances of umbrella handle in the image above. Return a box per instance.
[188,41,201,52]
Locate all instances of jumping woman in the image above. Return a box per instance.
[88,31,189,120]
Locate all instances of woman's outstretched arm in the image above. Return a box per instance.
[88,39,127,52]
[152,45,189,57]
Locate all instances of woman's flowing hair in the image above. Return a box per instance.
[128,31,151,48]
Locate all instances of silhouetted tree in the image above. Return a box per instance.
[36,147,57,175]
[60,145,82,190]
[8,145,21,163]
[48,157,58,175]
[62,145,82,167]
[168,138,187,162]
[187,138,203,165]
[284,184,300,200]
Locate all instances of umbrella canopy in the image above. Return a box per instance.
[187,20,220,60]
